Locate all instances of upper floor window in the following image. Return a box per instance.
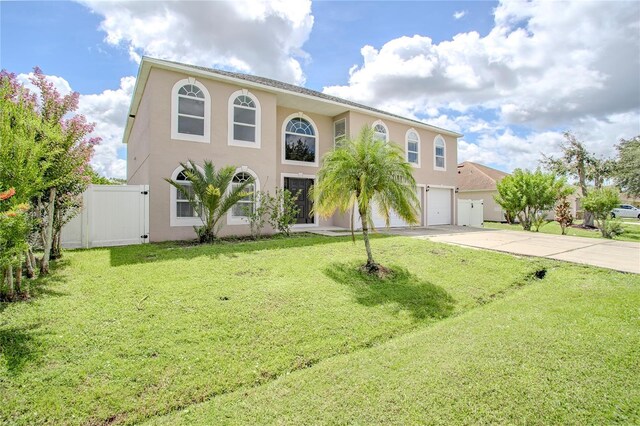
[228,90,261,148]
[406,129,420,166]
[334,118,346,147]
[434,135,446,170]
[283,114,318,166]
[372,120,388,142]
[171,78,211,143]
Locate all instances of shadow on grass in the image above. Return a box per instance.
[109,232,396,267]
[324,262,455,321]
[0,323,44,376]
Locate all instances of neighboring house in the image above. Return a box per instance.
[456,162,509,222]
[124,57,462,242]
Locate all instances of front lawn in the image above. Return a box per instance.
[1,234,547,425]
[151,262,640,425]
[485,220,640,242]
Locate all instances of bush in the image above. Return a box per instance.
[555,197,574,235]
[604,218,624,238]
[582,188,621,238]
[265,188,299,236]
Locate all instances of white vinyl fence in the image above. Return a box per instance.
[61,185,149,249]
[457,199,484,227]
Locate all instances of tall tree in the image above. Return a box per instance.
[311,125,419,273]
[28,68,99,274]
[540,131,612,228]
[614,136,640,198]
[165,160,255,243]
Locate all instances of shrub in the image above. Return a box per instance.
[555,197,574,235]
[265,188,299,236]
[581,187,621,238]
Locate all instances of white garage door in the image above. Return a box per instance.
[427,187,452,225]
[358,188,424,229]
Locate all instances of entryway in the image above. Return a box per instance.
[284,177,315,224]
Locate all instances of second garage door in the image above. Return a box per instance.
[359,188,424,228]
[427,187,452,225]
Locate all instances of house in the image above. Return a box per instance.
[456,161,509,222]
[124,57,462,242]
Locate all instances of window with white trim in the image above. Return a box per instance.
[229,91,261,148]
[334,118,346,147]
[175,171,200,218]
[171,79,210,143]
[231,172,256,218]
[406,130,420,165]
[434,135,446,170]
[373,121,388,142]
[284,117,316,163]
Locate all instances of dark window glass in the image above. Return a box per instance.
[178,116,205,136]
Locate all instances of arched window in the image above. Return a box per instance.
[228,168,260,224]
[228,90,261,148]
[283,114,318,165]
[406,129,420,166]
[372,120,388,142]
[434,135,446,170]
[171,79,211,143]
[170,165,203,227]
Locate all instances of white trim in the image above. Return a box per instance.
[227,89,261,149]
[170,78,211,143]
[280,172,319,227]
[434,135,446,171]
[169,164,205,227]
[333,118,346,147]
[372,119,389,142]
[405,128,421,168]
[281,112,320,167]
[416,183,426,226]
[227,167,260,225]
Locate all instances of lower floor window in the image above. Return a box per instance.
[176,171,200,218]
[231,172,256,217]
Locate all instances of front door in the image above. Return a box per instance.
[284,177,314,224]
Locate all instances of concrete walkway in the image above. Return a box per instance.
[414,228,640,274]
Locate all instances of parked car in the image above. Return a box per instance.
[611,204,640,219]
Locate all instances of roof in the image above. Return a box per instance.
[122,57,463,144]
[456,161,510,191]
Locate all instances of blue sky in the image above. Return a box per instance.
[1,0,639,178]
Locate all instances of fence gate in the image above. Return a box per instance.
[61,184,149,248]
[457,199,484,227]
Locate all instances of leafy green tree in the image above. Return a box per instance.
[614,136,640,197]
[165,160,254,243]
[541,131,612,227]
[311,125,419,273]
[495,169,570,231]
[582,187,621,238]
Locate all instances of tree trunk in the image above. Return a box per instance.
[5,265,15,300]
[40,187,56,275]
[51,230,62,260]
[360,208,376,267]
[25,249,35,279]
[15,258,23,296]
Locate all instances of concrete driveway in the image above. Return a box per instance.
[389,226,640,274]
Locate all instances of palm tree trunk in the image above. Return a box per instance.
[360,208,376,267]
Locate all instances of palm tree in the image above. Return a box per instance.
[165,160,254,243]
[311,125,420,273]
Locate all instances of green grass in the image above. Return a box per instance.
[150,264,640,425]
[1,234,638,425]
[484,220,640,242]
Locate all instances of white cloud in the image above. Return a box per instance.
[78,77,135,179]
[79,0,314,84]
[16,72,133,179]
[323,0,639,172]
[453,10,466,20]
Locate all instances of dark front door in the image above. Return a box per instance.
[284,177,314,224]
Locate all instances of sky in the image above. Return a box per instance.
[1,0,639,179]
